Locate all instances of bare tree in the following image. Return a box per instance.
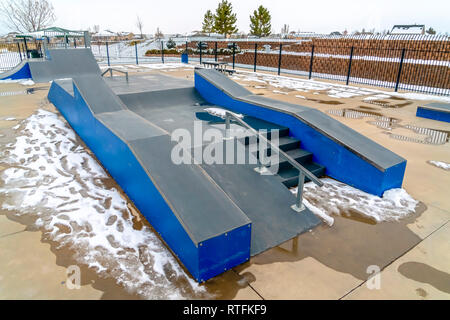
[136,15,144,39]
[0,0,56,33]
[155,27,163,39]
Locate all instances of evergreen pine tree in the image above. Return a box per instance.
[426,27,436,35]
[202,10,215,34]
[166,38,176,49]
[249,5,271,37]
[213,0,238,37]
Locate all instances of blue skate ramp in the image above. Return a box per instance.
[195,68,407,196]
[416,103,450,123]
[49,72,324,282]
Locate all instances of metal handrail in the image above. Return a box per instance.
[101,67,129,82]
[225,111,323,212]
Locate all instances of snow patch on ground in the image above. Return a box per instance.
[272,90,288,95]
[233,70,450,103]
[0,79,35,86]
[204,107,243,119]
[0,109,206,299]
[291,178,418,224]
[428,160,450,170]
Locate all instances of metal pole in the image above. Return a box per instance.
[232,42,236,69]
[215,42,218,62]
[161,40,164,63]
[253,43,257,72]
[277,43,282,75]
[395,48,406,92]
[74,38,77,48]
[135,42,139,65]
[199,42,202,64]
[106,41,110,67]
[292,172,306,212]
[64,34,67,49]
[308,45,314,79]
[17,42,22,61]
[346,46,354,86]
[23,38,29,59]
[225,113,231,139]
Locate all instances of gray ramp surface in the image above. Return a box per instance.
[105,74,193,95]
[119,87,207,109]
[29,49,100,82]
[96,110,166,141]
[195,67,252,97]
[199,153,321,255]
[73,75,126,114]
[420,102,450,113]
[129,135,250,243]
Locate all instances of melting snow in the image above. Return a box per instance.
[232,71,450,103]
[291,178,418,225]
[428,160,450,170]
[204,107,243,119]
[0,109,206,299]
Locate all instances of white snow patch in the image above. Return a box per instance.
[19,79,35,86]
[272,90,288,95]
[0,79,34,86]
[295,95,306,99]
[363,94,392,101]
[204,107,243,119]
[428,160,450,170]
[233,70,450,103]
[0,109,206,299]
[291,178,418,223]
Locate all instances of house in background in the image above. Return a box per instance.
[92,30,135,42]
[390,24,425,35]
[0,32,20,42]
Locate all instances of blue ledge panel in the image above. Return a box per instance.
[0,61,31,80]
[416,103,450,123]
[48,79,251,282]
[194,69,407,196]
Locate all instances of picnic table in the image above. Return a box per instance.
[201,61,235,75]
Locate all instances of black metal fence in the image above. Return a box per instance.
[1,34,449,96]
[182,36,449,96]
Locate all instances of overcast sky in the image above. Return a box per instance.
[1,0,449,35]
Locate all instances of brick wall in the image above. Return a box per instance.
[177,38,449,92]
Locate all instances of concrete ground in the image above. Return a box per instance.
[0,64,449,299]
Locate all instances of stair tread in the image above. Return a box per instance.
[268,148,312,165]
[278,162,325,179]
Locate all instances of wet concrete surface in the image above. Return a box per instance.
[236,203,426,282]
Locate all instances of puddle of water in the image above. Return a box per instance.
[327,108,384,119]
[308,98,343,105]
[365,99,412,108]
[328,107,449,145]
[398,262,450,294]
[377,124,450,145]
[358,105,380,111]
